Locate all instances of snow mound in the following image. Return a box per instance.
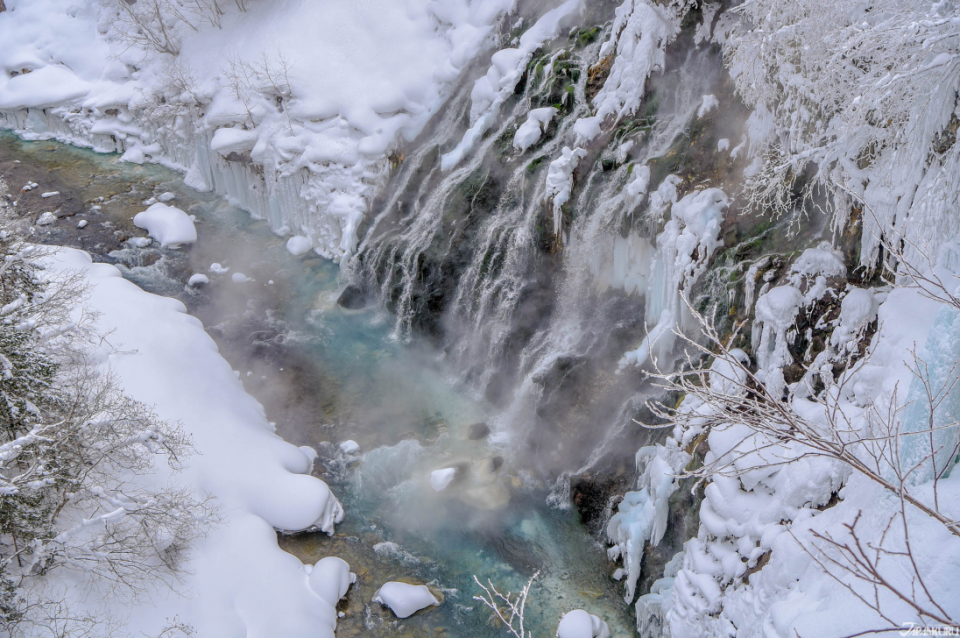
[790,242,846,280]
[556,609,611,638]
[286,236,313,256]
[372,582,439,618]
[430,467,457,492]
[187,274,209,286]
[308,557,356,608]
[133,203,197,248]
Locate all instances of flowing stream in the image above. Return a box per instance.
[0,130,637,636]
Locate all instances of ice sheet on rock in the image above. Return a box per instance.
[545,147,587,236]
[133,203,197,248]
[556,609,612,638]
[372,581,439,618]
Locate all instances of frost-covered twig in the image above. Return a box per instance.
[472,570,539,638]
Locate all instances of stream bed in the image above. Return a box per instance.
[0,131,637,637]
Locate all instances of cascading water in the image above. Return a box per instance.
[348,6,733,483]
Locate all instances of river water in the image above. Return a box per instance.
[0,131,636,636]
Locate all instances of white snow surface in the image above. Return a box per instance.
[0,0,520,259]
[133,202,197,248]
[43,247,348,638]
[372,581,439,618]
[556,609,611,638]
[286,235,314,256]
[430,467,458,492]
[513,106,558,152]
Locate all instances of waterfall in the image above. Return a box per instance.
[349,8,728,476]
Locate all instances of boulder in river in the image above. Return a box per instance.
[336,284,365,309]
[467,422,490,440]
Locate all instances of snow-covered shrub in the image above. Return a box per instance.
[723,0,960,267]
[0,229,210,635]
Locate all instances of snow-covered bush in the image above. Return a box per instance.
[0,230,210,636]
[723,0,960,267]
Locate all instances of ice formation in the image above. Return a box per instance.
[43,248,347,637]
[620,187,729,368]
[545,147,588,236]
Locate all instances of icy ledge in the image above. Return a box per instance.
[45,247,348,637]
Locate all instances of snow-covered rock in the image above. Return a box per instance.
[339,440,361,455]
[133,203,197,248]
[372,582,439,618]
[308,557,356,608]
[429,467,457,492]
[556,609,611,638]
[513,107,558,152]
[286,236,313,256]
[36,212,56,226]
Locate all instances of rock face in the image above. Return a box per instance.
[336,284,365,309]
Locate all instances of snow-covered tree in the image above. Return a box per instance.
[0,232,210,636]
[723,0,960,268]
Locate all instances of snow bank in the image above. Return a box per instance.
[0,0,520,260]
[556,609,611,638]
[44,248,348,638]
[133,203,197,248]
[372,582,439,618]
